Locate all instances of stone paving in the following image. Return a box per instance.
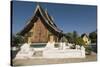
[13,53,97,66]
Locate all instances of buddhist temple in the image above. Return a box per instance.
[18,4,63,43]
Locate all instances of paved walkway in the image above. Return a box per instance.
[13,54,97,66]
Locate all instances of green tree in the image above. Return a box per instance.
[73,30,78,43]
[65,32,74,43]
[74,37,85,46]
[12,34,24,47]
[65,31,78,43]
[73,31,78,39]
[89,31,97,43]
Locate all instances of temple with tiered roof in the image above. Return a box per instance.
[19,4,63,43]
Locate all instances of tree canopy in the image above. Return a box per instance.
[65,32,74,43]
[65,30,79,43]
[74,37,85,46]
[89,31,97,43]
[12,34,24,47]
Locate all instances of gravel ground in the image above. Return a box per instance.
[12,53,97,66]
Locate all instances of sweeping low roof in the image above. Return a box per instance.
[19,4,62,35]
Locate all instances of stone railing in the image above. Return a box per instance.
[43,46,85,58]
[43,42,85,58]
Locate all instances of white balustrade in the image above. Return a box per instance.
[15,42,85,59]
[43,42,85,58]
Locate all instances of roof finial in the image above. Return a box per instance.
[36,2,40,8]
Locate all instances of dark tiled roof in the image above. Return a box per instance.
[81,33,89,38]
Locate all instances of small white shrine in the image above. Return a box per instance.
[15,43,34,59]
